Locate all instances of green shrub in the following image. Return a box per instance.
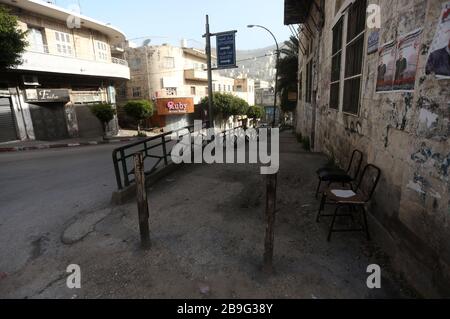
[200,93,249,119]
[90,103,116,134]
[123,100,154,134]
[247,105,264,120]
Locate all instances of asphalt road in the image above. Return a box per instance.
[0,144,128,274]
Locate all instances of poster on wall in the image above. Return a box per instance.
[367,30,380,55]
[376,41,397,92]
[393,28,423,91]
[426,1,450,79]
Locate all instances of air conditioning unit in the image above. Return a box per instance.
[23,75,40,86]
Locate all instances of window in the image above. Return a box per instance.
[191,86,196,95]
[130,58,142,71]
[236,85,243,92]
[218,84,222,92]
[55,31,73,56]
[330,18,343,109]
[117,84,127,98]
[306,61,313,103]
[95,41,109,61]
[132,87,141,97]
[228,85,231,92]
[27,27,47,53]
[329,0,367,115]
[299,72,303,101]
[343,0,366,115]
[205,87,209,95]
[164,57,175,69]
[166,87,177,96]
[213,84,216,92]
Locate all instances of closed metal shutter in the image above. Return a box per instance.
[0,97,18,143]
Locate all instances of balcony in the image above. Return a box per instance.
[184,69,208,82]
[16,45,130,80]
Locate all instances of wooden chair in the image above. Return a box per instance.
[316,164,381,242]
[315,150,363,199]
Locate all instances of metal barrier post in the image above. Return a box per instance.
[134,152,151,249]
[263,173,278,274]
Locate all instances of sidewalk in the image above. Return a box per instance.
[0,130,158,153]
[0,130,417,299]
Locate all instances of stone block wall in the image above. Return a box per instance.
[296,0,450,296]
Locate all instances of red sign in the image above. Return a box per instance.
[156,98,194,115]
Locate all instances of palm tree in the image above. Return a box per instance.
[276,36,299,113]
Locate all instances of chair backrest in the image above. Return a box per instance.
[356,164,381,202]
[346,150,364,180]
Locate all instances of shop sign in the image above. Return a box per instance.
[156,98,195,115]
[25,89,70,102]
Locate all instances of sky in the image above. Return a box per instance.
[51,0,292,50]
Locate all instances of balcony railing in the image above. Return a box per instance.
[20,44,130,80]
[26,43,127,66]
[112,57,128,66]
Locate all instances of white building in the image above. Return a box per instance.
[0,0,130,142]
[122,43,255,131]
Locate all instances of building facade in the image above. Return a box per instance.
[0,0,130,142]
[121,44,255,131]
[285,0,450,296]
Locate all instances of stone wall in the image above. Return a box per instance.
[296,0,450,296]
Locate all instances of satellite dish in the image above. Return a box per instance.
[142,39,151,46]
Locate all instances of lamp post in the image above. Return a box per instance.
[247,25,280,128]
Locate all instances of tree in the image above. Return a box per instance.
[247,105,263,120]
[0,6,28,71]
[123,100,154,135]
[90,103,116,137]
[277,35,299,113]
[231,96,250,117]
[200,93,249,119]
[247,105,264,127]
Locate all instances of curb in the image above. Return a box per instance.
[0,138,138,153]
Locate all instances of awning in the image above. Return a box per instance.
[284,0,313,25]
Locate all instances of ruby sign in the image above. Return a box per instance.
[156,98,195,115]
[167,101,188,112]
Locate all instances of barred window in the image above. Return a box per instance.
[329,0,367,115]
[343,0,366,115]
[306,61,313,103]
[330,17,343,109]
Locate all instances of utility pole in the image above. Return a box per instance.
[205,15,214,129]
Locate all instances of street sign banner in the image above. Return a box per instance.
[216,31,237,69]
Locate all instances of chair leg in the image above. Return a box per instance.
[327,206,340,242]
[361,206,371,241]
[315,179,322,199]
[316,194,326,223]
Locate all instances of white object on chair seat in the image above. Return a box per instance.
[331,190,356,198]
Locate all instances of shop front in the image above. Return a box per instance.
[151,97,195,132]
[25,88,70,141]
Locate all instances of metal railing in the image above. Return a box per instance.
[26,44,128,66]
[112,122,246,190]
[112,57,128,66]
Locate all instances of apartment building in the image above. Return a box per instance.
[0,0,130,142]
[121,43,255,131]
[285,0,450,297]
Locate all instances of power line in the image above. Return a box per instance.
[236,53,276,63]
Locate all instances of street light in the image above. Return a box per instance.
[247,24,280,128]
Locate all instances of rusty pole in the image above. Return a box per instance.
[263,173,278,274]
[134,153,151,249]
